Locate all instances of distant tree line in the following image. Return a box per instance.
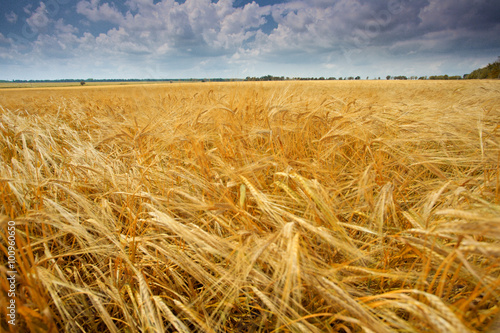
[8,78,244,84]
[246,75,466,81]
[10,78,154,83]
[245,73,490,81]
[385,75,464,80]
[245,75,365,81]
[428,75,464,80]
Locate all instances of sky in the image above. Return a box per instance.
[1,0,499,80]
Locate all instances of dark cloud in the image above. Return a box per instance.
[417,0,500,31]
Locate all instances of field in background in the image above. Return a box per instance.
[1,80,499,332]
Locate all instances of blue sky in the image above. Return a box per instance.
[1,0,499,80]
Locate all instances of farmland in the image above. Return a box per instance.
[1,80,500,332]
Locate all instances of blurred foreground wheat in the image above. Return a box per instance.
[1,80,499,332]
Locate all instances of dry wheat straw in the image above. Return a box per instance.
[0,80,499,332]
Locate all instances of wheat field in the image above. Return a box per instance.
[1,80,499,332]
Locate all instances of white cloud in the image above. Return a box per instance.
[0,33,10,44]
[220,2,270,34]
[26,3,51,31]
[69,0,390,65]
[72,0,274,57]
[5,11,18,24]
[94,26,151,54]
[76,0,124,23]
[23,4,33,15]
[55,19,79,35]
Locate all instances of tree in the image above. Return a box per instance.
[386,75,391,80]
[466,57,500,79]
[80,80,85,86]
